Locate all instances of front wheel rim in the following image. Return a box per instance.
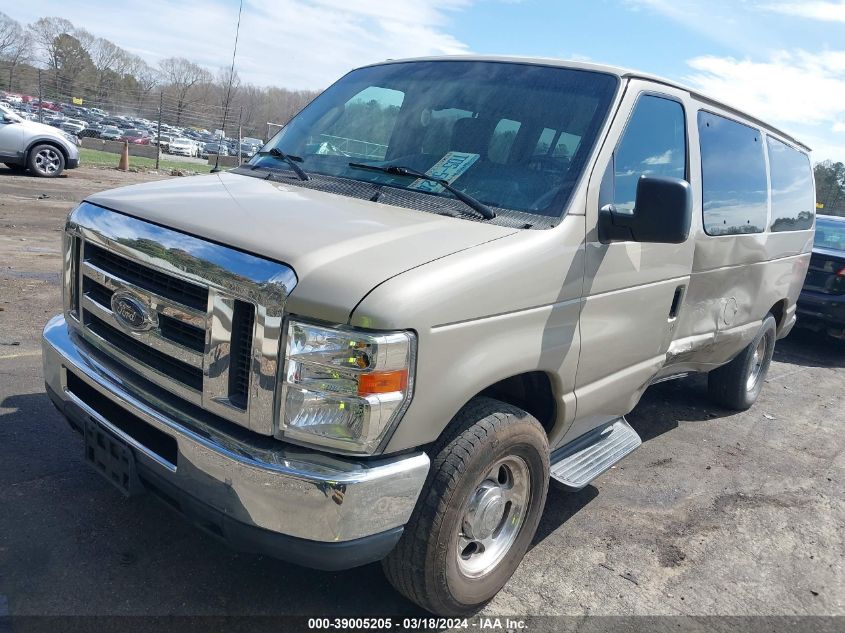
[746,335,769,391]
[34,148,61,174]
[456,455,531,578]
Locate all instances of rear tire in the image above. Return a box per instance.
[708,314,777,410]
[382,397,549,615]
[27,144,65,178]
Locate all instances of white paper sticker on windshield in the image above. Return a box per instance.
[408,151,480,193]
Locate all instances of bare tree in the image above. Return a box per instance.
[28,16,75,96]
[3,31,31,91]
[0,12,31,91]
[128,55,159,110]
[216,66,241,107]
[0,11,21,58]
[159,56,211,125]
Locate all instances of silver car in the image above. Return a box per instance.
[0,103,79,177]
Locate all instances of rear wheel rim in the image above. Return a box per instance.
[34,148,61,175]
[456,455,531,578]
[746,335,769,391]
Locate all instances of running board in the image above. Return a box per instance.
[550,417,642,490]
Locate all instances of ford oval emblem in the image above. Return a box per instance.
[110,292,155,332]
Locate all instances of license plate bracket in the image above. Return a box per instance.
[84,418,143,497]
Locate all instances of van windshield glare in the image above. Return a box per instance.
[247,61,618,222]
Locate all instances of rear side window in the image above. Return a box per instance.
[767,137,814,232]
[699,112,768,236]
[613,95,687,213]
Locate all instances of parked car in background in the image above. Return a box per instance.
[61,120,87,136]
[151,134,173,151]
[99,126,122,141]
[120,129,149,143]
[77,126,103,139]
[797,214,845,339]
[0,102,79,177]
[201,142,228,158]
[168,137,196,157]
[239,143,257,158]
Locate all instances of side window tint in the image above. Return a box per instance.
[534,128,556,155]
[554,132,581,159]
[614,95,687,213]
[699,112,768,235]
[488,118,521,164]
[767,137,814,232]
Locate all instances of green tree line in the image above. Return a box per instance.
[815,160,845,217]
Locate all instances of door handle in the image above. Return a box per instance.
[668,285,686,321]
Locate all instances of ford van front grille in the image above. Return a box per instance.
[63,202,297,436]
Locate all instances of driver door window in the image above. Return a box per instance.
[610,95,687,212]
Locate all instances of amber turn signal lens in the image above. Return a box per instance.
[358,369,408,395]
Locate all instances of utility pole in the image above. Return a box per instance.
[37,69,43,123]
[155,92,163,170]
[237,106,243,166]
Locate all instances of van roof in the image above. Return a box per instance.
[367,55,811,153]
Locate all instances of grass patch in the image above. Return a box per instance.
[78,148,215,173]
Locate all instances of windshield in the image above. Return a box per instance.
[815,218,845,251]
[249,61,618,224]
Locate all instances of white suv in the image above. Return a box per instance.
[0,103,80,177]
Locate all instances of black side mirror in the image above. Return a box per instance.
[599,175,692,244]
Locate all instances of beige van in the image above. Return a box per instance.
[42,56,815,615]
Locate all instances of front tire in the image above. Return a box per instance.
[27,144,65,178]
[708,314,777,410]
[383,397,549,615]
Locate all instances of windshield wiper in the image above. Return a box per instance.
[348,162,496,220]
[254,148,309,181]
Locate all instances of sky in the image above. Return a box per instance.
[7,0,845,161]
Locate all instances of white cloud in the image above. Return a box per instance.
[761,1,845,23]
[6,0,472,89]
[643,149,673,165]
[623,0,768,55]
[683,50,845,160]
[685,51,845,127]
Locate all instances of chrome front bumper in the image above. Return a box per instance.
[42,315,429,567]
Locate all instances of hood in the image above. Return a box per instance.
[85,171,517,322]
[21,119,66,136]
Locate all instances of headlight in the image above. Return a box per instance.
[280,319,416,455]
[60,131,78,145]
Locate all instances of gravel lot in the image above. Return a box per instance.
[0,164,842,621]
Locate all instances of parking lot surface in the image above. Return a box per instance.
[0,165,842,618]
